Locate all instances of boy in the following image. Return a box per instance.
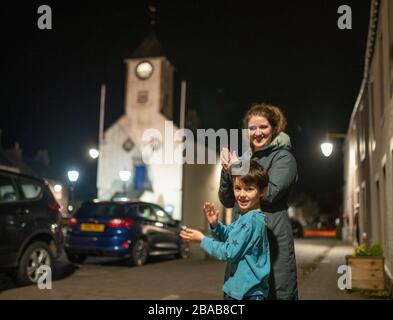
[180,160,270,300]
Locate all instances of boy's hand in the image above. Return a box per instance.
[180,228,205,243]
[203,202,219,228]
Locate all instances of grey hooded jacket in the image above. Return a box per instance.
[219,132,298,300]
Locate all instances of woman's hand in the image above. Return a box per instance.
[220,148,238,172]
[180,228,205,243]
[203,202,219,228]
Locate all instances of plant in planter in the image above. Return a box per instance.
[346,242,385,291]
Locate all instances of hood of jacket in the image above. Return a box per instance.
[271,132,292,149]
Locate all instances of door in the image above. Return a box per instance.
[150,205,179,253]
[0,174,27,269]
[16,177,46,229]
[136,203,163,253]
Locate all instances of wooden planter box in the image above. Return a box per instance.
[346,255,385,290]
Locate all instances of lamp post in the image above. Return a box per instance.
[119,170,131,197]
[87,147,100,200]
[320,133,346,157]
[67,170,79,213]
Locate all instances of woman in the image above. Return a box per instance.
[219,103,298,300]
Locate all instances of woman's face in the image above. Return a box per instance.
[248,115,273,150]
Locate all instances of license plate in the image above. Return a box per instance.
[80,223,105,232]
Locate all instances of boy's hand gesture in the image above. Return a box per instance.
[203,202,219,228]
[180,228,204,243]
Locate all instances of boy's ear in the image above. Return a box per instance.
[260,187,268,199]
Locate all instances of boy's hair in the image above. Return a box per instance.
[231,160,269,191]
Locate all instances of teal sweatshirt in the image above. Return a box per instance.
[200,210,270,300]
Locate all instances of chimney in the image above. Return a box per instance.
[35,150,50,166]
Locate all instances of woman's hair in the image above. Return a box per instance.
[232,160,269,192]
[243,103,287,138]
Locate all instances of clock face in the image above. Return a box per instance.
[135,61,153,80]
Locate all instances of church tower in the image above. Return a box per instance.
[124,32,174,128]
[96,27,221,234]
[97,32,183,220]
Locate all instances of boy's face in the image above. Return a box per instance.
[233,177,264,213]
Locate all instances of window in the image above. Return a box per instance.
[77,202,127,218]
[0,176,17,203]
[137,204,156,221]
[358,103,366,161]
[378,34,385,122]
[382,163,387,244]
[152,205,173,224]
[389,0,393,95]
[369,81,376,150]
[19,179,42,200]
[375,178,383,243]
[353,125,358,167]
[360,182,369,241]
[137,90,148,104]
[126,205,138,217]
[122,138,135,153]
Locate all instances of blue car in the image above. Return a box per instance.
[64,200,189,266]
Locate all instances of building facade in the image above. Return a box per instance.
[344,0,393,288]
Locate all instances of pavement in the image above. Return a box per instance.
[297,239,368,300]
[0,239,376,300]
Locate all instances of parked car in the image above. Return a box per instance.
[0,168,63,285]
[64,200,190,266]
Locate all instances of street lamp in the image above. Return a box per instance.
[119,170,131,197]
[67,170,79,213]
[67,170,79,182]
[54,184,63,193]
[320,133,346,157]
[89,148,99,159]
[320,142,334,157]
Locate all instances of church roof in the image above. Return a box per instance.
[130,32,166,59]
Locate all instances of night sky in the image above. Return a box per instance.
[0,1,371,212]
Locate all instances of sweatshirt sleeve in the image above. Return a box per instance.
[201,219,254,262]
[210,221,234,242]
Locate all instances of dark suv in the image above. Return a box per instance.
[64,200,190,266]
[0,168,63,285]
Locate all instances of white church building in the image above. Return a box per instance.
[97,33,222,230]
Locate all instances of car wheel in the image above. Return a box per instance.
[176,241,190,259]
[126,239,148,267]
[66,253,87,264]
[15,241,53,286]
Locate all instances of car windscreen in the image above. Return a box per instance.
[76,203,127,218]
